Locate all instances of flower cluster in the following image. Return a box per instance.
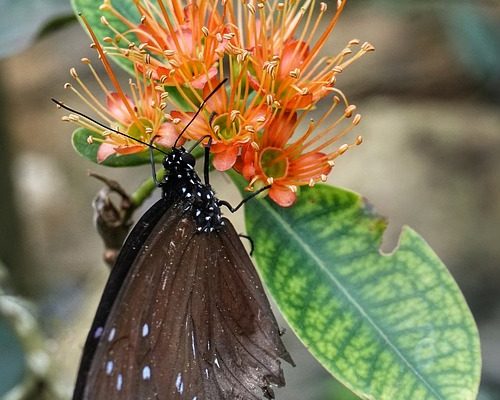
[62,0,373,207]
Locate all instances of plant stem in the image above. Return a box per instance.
[130,168,166,208]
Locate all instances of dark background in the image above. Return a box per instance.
[0,0,499,398]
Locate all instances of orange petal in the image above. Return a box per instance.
[234,145,255,178]
[265,112,297,148]
[136,23,166,48]
[269,185,297,207]
[191,67,218,90]
[114,145,145,155]
[155,123,181,148]
[136,62,172,81]
[171,110,209,141]
[210,142,228,154]
[283,92,314,110]
[247,71,263,93]
[97,142,117,163]
[166,26,194,55]
[246,105,269,128]
[203,77,227,113]
[289,152,331,181]
[241,163,256,181]
[213,146,239,171]
[106,93,134,124]
[279,39,310,80]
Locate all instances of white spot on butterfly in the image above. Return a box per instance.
[142,365,151,380]
[196,210,201,216]
[214,357,221,368]
[108,328,116,342]
[116,373,123,391]
[181,187,186,193]
[176,372,184,394]
[106,360,113,375]
[204,368,209,379]
[191,332,196,357]
[186,193,192,198]
[142,323,149,337]
[94,326,103,338]
[197,192,202,197]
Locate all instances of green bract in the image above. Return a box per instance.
[72,128,165,167]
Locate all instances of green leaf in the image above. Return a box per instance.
[72,127,164,167]
[71,0,138,71]
[71,0,138,44]
[242,183,480,400]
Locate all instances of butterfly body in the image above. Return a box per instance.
[160,148,222,233]
[73,146,292,400]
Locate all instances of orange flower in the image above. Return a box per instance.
[166,76,271,171]
[235,95,363,207]
[61,1,371,209]
[62,20,181,162]
[99,0,228,89]
[225,0,374,110]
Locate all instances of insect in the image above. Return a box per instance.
[53,82,293,399]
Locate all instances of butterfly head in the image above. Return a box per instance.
[162,147,197,179]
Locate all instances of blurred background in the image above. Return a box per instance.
[0,0,499,398]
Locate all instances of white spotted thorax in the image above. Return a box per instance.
[161,147,224,233]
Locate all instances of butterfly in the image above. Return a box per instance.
[53,82,293,400]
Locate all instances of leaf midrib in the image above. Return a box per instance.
[254,200,443,400]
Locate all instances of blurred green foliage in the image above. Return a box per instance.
[0,311,26,396]
[0,0,72,58]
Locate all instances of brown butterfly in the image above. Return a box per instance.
[55,82,293,400]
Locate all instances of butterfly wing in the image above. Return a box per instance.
[73,198,169,400]
[76,201,291,400]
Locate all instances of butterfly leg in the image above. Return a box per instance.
[238,234,255,256]
[148,137,163,186]
[203,137,213,186]
[185,134,214,186]
[218,184,271,213]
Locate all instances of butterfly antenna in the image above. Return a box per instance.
[51,98,169,155]
[173,78,228,148]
